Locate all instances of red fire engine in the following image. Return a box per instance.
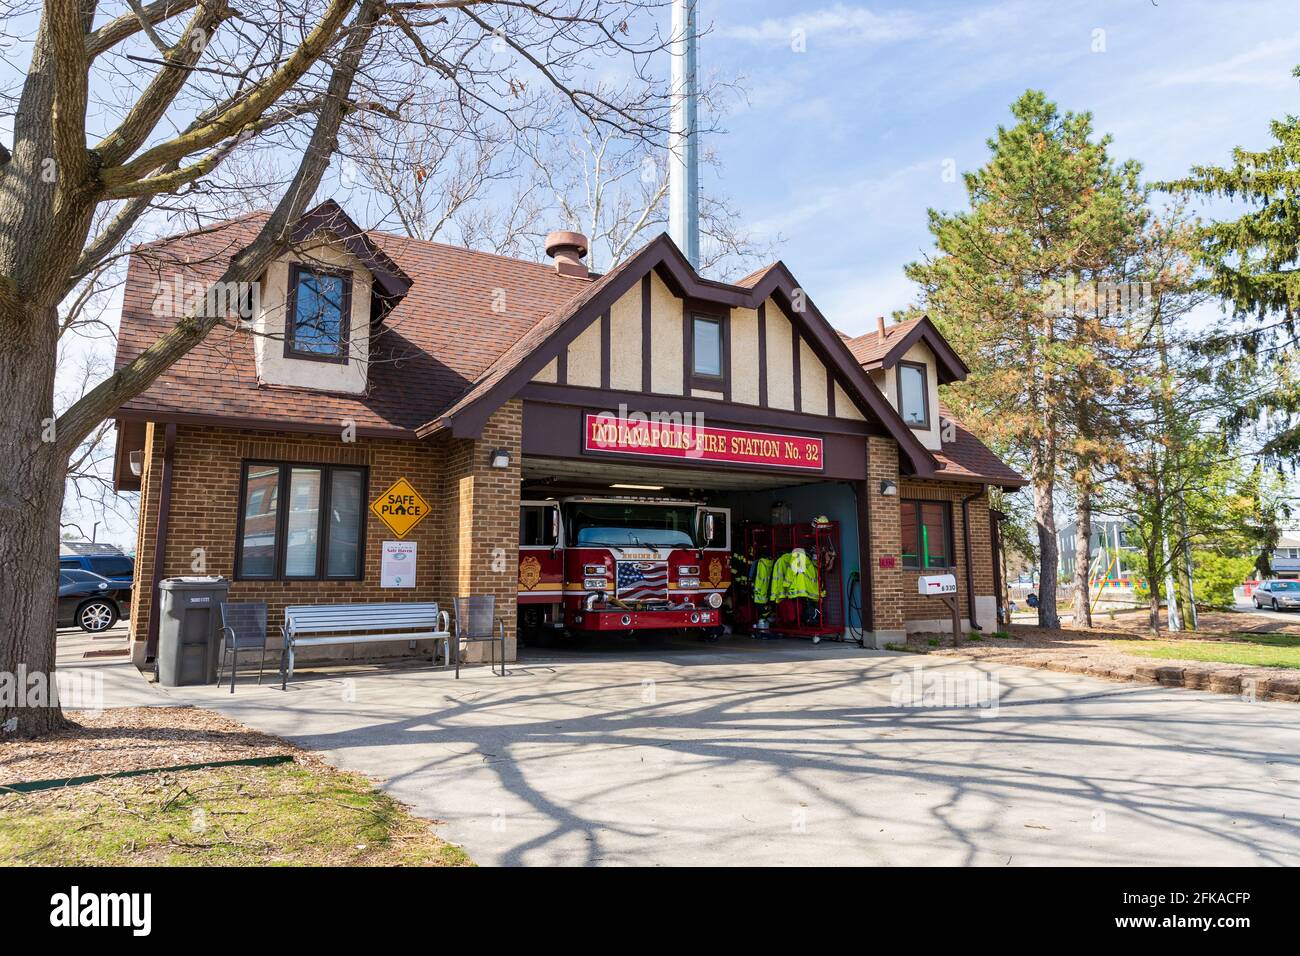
[517,496,731,641]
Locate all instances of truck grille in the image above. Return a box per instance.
[615,561,669,602]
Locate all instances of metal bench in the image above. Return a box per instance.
[279,602,450,689]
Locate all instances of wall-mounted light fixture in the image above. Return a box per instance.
[879,479,898,497]
[489,448,511,469]
[129,450,144,477]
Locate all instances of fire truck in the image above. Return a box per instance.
[517,496,731,641]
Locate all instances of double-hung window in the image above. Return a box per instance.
[900,499,953,569]
[286,263,351,361]
[236,461,366,580]
[898,361,930,428]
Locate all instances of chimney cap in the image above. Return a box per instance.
[545,230,590,277]
[545,230,589,260]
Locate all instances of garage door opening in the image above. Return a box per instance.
[517,455,866,654]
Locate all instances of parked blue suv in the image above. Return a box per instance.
[59,551,135,589]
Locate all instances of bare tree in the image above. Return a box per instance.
[522,110,772,278]
[0,0,678,736]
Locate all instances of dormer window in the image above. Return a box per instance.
[898,361,930,429]
[688,312,727,390]
[286,263,352,362]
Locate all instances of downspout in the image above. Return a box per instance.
[145,422,178,659]
[961,487,984,631]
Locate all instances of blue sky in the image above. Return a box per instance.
[699,0,1300,334]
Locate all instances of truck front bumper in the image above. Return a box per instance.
[569,607,720,631]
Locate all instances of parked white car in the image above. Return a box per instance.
[1253,579,1300,610]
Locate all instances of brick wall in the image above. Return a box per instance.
[896,479,996,630]
[433,401,523,661]
[865,436,904,634]
[129,402,525,666]
[863,436,998,640]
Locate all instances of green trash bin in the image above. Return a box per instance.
[156,576,229,686]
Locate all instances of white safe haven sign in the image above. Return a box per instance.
[381,540,417,588]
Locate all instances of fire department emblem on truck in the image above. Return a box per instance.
[518,556,542,591]
[708,557,724,587]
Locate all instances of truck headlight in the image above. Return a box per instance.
[583,578,607,589]
[678,577,699,588]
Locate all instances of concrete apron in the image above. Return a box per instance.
[158,640,1300,867]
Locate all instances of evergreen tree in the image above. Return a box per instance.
[907,91,1145,629]
[1161,65,1300,458]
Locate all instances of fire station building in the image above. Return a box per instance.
[113,201,1025,666]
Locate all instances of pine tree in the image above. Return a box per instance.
[1161,65,1300,458]
[907,91,1145,629]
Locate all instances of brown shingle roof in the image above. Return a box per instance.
[114,213,588,436]
[934,403,1026,487]
[843,317,924,366]
[114,209,1022,487]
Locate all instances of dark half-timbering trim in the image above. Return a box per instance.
[640,275,652,394]
[519,382,886,437]
[555,338,568,385]
[791,321,802,411]
[600,308,611,390]
[855,314,970,385]
[423,232,939,477]
[757,301,769,408]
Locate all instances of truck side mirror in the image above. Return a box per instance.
[549,508,560,554]
[704,513,715,546]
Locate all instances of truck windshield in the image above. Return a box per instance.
[568,502,697,548]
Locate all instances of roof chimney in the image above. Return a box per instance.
[545,230,589,278]
[877,315,887,339]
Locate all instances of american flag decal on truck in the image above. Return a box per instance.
[616,561,669,601]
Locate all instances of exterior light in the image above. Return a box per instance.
[610,483,664,490]
[129,450,144,477]
[489,448,511,469]
[879,479,898,496]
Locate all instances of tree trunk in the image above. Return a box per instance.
[1032,473,1060,629]
[0,299,69,738]
[1144,517,1163,636]
[1177,493,1198,630]
[1071,489,1093,629]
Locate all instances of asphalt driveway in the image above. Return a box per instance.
[162,638,1300,866]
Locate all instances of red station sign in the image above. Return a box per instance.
[584,413,824,471]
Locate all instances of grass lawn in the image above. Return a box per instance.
[1126,632,1300,670]
[0,763,472,866]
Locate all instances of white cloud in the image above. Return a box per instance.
[1156,32,1300,89]
[721,3,923,47]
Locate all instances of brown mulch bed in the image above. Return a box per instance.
[0,707,326,787]
[901,622,1300,702]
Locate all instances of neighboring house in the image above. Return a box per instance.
[1267,534,1300,579]
[112,201,1025,666]
[1057,520,1133,583]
